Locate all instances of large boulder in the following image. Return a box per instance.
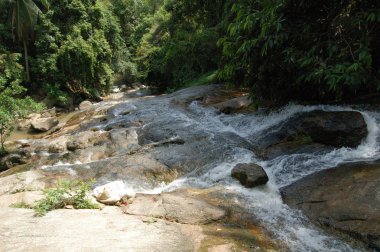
[255,110,368,159]
[93,181,135,205]
[40,107,56,118]
[231,163,268,188]
[17,113,40,130]
[48,136,69,153]
[79,100,92,110]
[0,153,26,171]
[66,130,107,151]
[31,117,59,132]
[39,153,175,188]
[17,108,57,131]
[281,161,380,250]
[213,96,252,114]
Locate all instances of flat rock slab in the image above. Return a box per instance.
[124,192,226,224]
[0,191,44,207]
[0,206,201,252]
[0,171,45,196]
[281,161,380,250]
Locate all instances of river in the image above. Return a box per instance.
[30,85,380,251]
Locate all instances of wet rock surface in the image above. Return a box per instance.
[254,110,368,159]
[2,84,377,251]
[0,153,26,171]
[212,96,252,114]
[231,163,268,188]
[281,161,380,250]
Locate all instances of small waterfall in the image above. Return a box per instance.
[34,87,379,250]
[143,103,380,251]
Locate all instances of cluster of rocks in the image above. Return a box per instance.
[226,109,380,250]
[0,171,231,251]
[17,100,95,134]
[2,84,377,250]
[17,107,59,132]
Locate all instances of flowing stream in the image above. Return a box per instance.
[36,86,380,251]
[138,101,380,251]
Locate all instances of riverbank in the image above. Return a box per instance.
[0,84,378,251]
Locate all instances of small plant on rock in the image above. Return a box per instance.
[34,179,99,217]
[10,202,32,209]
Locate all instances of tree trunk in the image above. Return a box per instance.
[23,39,30,82]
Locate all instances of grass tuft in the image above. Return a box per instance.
[33,179,99,217]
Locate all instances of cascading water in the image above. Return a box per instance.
[141,102,380,251]
[34,85,379,251]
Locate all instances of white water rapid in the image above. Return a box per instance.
[142,102,380,251]
[33,85,379,251]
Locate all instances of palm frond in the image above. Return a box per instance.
[11,0,42,41]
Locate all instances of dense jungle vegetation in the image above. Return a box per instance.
[0,0,379,114]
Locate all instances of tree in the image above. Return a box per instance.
[0,49,44,154]
[9,0,49,82]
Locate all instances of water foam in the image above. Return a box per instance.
[140,103,378,251]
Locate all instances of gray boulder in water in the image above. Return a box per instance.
[255,110,368,159]
[281,161,380,250]
[231,163,268,188]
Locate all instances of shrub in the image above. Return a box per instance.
[0,50,44,154]
[34,179,99,217]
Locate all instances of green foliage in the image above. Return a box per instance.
[9,0,49,42]
[218,0,380,103]
[181,71,217,89]
[10,202,32,209]
[1,0,379,106]
[34,179,99,217]
[31,0,128,103]
[0,49,44,152]
[135,0,225,91]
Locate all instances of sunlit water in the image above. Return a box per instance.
[141,102,380,251]
[37,90,380,251]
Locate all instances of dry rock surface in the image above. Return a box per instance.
[31,117,59,132]
[0,207,201,252]
[124,192,226,224]
[79,100,93,110]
